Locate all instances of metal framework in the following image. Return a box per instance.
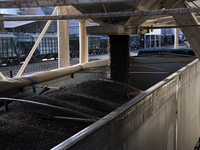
[0,97,100,120]
[16,7,59,77]
[0,0,137,8]
[142,24,200,29]
[0,7,200,21]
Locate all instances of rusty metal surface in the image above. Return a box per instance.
[0,0,199,27]
[0,0,137,8]
[1,7,200,22]
[73,1,140,24]
[0,0,199,26]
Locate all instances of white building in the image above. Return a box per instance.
[0,8,18,15]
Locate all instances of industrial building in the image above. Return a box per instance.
[0,1,200,150]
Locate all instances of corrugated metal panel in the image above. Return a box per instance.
[38,21,57,33]
[24,8,40,15]
[73,2,141,24]
[17,22,37,33]
[30,33,57,38]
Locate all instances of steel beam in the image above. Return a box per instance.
[0,0,139,8]
[1,7,200,21]
[172,4,200,59]
[141,24,200,29]
[86,25,149,35]
[16,7,59,77]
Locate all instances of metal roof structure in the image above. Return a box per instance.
[0,0,200,28]
[4,20,36,28]
[23,8,41,15]
[142,0,200,27]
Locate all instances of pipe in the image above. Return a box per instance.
[15,6,59,77]
[40,115,97,122]
[1,7,200,21]
[0,59,109,93]
[0,0,136,8]
[142,24,200,29]
[0,97,100,120]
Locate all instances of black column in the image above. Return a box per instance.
[109,35,130,84]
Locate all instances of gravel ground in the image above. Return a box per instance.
[0,79,141,150]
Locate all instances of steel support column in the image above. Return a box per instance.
[174,28,179,49]
[173,13,200,58]
[109,35,129,84]
[79,21,88,64]
[57,6,70,68]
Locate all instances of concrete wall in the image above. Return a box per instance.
[177,59,200,150]
[53,58,200,150]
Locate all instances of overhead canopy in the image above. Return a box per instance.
[0,0,138,8]
[0,0,199,28]
[73,1,141,25]
[142,0,200,27]
[72,0,200,27]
